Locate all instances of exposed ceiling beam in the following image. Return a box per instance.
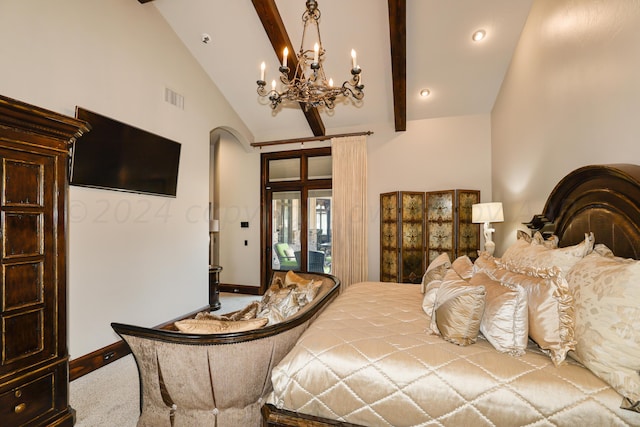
[251,0,325,137]
[388,0,407,132]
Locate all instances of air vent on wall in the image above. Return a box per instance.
[164,87,184,110]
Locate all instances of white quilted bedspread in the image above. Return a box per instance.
[268,282,638,426]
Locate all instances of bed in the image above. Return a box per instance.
[262,164,640,426]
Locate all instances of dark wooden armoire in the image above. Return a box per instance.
[0,95,89,426]
[380,190,480,283]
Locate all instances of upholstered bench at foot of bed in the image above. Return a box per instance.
[111,271,339,427]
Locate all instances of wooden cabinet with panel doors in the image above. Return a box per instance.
[0,95,89,426]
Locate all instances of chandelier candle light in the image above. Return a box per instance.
[472,202,504,256]
[257,0,364,111]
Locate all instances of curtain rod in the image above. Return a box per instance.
[251,131,373,148]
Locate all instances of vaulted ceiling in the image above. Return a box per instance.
[140,0,533,143]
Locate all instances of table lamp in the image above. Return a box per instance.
[472,202,504,256]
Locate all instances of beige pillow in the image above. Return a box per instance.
[258,287,299,325]
[518,230,559,248]
[196,301,260,321]
[501,232,594,276]
[258,272,321,325]
[430,269,485,346]
[493,265,575,366]
[174,317,268,334]
[284,270,322,305]
[421,252,451,293]
[516,229,532,242]
[422,268,460,319]
[284,270,313,287]
[422,279,442,320]
[451,255,474,280]
[473,251,499,276]
[470,272,528,356]
[566,250,640,403]
[532,231,559,248]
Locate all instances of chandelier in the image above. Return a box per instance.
[256,0,364,111]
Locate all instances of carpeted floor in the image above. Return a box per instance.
[70,292,259,426]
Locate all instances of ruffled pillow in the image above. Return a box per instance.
[492,264,575,366]
[516,230,558,248]
[501,232,594,276]
[470,272,528,356]
[429,269,485,346]
[566,250,640,404]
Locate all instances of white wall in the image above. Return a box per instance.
[0,0,252,358]
[492,0,640,255]
[367,114,493,280]
[217,133,261,286]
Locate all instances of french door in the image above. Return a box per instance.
[261,148,332,291]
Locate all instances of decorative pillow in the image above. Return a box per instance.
[423,268,459,319]
[532,232,559,248]
[473,251,499,276]
[257,271,321,325]
[500,237,530,259]
[422,279,442,319]
[451,255,474,280]
[284,270,312,288]
[470,272,528,356]
[430,269,485,346]
[286,271,322,305]
[516,229,532,242]
[518,230,560,248]
[492,265,575,366]
[174,317,268,334]
[284,247,295,259]
[421,252,451,293]
[592,242,615,257]
[501,232,594,276]
[565,250,640,403]
[258,286,298,325]
[196,302,260,321]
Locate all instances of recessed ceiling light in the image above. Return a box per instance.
[420,89,431,97]
[472,29,486,42]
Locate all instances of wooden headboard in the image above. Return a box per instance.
[526,164,640,260]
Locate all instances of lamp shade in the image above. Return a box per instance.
[472,202,504,223]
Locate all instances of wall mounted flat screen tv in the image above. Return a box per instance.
[71,107,181,197]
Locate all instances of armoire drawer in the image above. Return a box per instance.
[0,372,54,426]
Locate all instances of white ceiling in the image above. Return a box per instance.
[151,0,533,143]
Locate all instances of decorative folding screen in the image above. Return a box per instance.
[380,190,479,283]
[425,190,480,265]
[380,192,399,282]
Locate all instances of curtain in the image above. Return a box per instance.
[331,135,368,290]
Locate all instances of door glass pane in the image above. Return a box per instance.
[308,189,332,273]
[269,158,300,182]
[272,191,301,271]
[308,156,332,180]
